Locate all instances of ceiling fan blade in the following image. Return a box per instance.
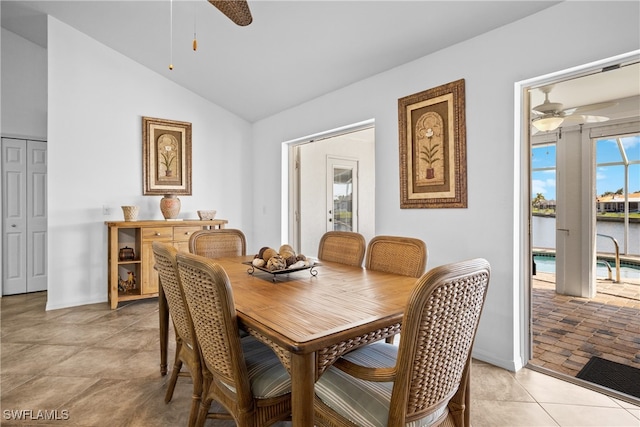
[208,0,253,26]
[562,114,610,124]
[563,101,618,115]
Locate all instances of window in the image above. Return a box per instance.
[595,134,640,255]
[531,142,556,250]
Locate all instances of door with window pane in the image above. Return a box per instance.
[326,157,358,232]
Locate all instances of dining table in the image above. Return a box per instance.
[158,255,420,426]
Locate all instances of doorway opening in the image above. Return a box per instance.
[282,120,375,256]
[518,51,640,401]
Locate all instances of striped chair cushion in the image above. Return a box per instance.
[221,335,291,398]
[315,342,447,427]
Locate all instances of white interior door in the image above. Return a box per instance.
[326,156,358,232]
[2,138,47,295]
[27,140,48,292]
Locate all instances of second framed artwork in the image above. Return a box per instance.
[398,79,467,208]
[142,116,192,195]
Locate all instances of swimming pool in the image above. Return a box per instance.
[533,253,640,281]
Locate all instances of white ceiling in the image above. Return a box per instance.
[2,1,638,123]
[3,0,568,122]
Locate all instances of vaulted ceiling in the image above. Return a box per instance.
[4,1,639,124]
[3,0,566,122]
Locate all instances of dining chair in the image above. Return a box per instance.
[188,229,246,258]
[365,235,427,343]
[365,235,427,278]
[314,258,491,427]
[152,241,202,427]
[175,251,292,427]
[317,231,366,267]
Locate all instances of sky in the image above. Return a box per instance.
[531,134,640,201]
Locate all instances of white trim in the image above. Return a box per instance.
[282,119,375,147]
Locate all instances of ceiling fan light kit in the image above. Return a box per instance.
[532,115,564,132]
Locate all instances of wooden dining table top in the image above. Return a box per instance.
[220,256,418,349]
[158,255,419,426]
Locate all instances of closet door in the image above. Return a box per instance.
[2,138,47,295]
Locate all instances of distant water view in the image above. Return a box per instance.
[532,215,640,256]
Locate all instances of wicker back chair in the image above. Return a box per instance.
[152,242,202,427]
[365,235,427,278]
[189,229,246,258]
[365,235,427,343]
[175,251,291,426]
[317,231,366,267]
[314,258,491,427]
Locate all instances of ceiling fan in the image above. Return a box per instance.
[531,85,617,132]
[208,0,253,26]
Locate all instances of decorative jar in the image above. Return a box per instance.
[160,194,181,219]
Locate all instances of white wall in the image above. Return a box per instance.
[46,17,253,309]
[1,28,47,139]
[250,1,640,370]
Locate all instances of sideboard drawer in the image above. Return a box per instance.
[142,227,173,241]
[173,226,202,242]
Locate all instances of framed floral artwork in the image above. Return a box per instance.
[398,79,467,208]
[142,116,192,195]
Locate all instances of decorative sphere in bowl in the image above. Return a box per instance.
[197,210,217,220]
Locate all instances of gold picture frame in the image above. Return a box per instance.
[142,116,192,195]
[398,79,467,208]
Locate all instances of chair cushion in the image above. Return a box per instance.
[242,335,291,398]
[315,342,447,427]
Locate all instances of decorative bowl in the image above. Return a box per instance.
[197,210,217,220]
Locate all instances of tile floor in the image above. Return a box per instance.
[1,291,639,426]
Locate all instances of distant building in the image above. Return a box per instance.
[596,192,640,213]
[539,199,556,211]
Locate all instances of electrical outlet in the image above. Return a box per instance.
[103,205,111,216]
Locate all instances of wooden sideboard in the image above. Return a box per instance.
[106,219,227,309]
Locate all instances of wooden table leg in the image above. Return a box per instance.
[159,282,169,376]
[290,352,315,427]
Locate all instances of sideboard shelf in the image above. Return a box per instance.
[106,219,227,309]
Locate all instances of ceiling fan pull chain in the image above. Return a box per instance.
[169,0,174,70]
[193,5,198,52]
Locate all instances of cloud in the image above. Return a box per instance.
[621,135,639,150]
[532,177,556,197]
